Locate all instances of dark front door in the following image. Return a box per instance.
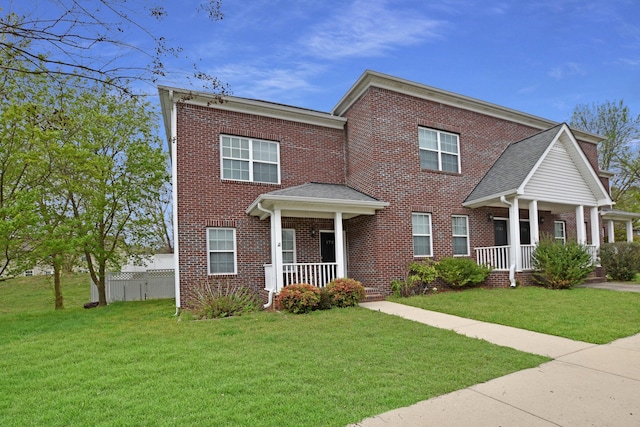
[520,221,531,245]
[320,232,336,263]
[494,220,508,246]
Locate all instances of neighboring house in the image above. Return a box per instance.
[159,70,637,309]
[120,253,175,272]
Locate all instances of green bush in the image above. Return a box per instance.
[435,257,491,288]
[276,283,320,314]
[326,278,365,307]
[531,239,594,289]
[391,260,438,297]
[192,282,262,319]
[599,242,640,281]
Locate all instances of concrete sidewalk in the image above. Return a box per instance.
[350,301,640,427]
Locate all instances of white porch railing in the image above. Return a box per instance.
[475,245,511,270]
[476,244,600,271]
[264,263,338,292]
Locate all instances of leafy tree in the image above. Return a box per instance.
[569,100,640,204]
[0,1,229,95]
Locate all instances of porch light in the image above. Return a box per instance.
[488,213,494,222]
[310,227,316,237]
[539,216,544,224]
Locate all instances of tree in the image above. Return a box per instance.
[569,100,640,204]
[0,1,229,96]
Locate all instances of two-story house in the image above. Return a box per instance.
[159,70,634,310]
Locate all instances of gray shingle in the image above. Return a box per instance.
[266,182,380,202]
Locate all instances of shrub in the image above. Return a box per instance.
[531,239,594,289]
[318,287,333,310]
[276,283,320,314]
[435,257,491,288]
[391,260,438,297]
[192,282,262,319]
[599,242,640,281]
[326,278,365,307]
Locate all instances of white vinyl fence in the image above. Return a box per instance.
[90,269,175,303]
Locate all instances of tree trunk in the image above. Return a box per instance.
[53,261,64,310]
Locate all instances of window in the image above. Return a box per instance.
[24,270,33,277]
[554,221,566,244]
[221,135,280,184]
[418,127,460,173]
[282,229,296,264]
[412,213,432,257]
[452,215,470,256]
[207,228,237,275]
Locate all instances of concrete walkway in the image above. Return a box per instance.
[350,301,640,426]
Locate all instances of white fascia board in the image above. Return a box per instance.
[246,194,388,217]
[158,85,346,130]
[462,190,518,208]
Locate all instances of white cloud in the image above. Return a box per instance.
[548,62,586,80]
[301,0,447,59]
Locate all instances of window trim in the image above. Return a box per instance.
[452,215,470,256]
[418,127,461,173]
[412,212,433,257]
[220,135,281,184]
[281,229,297,265]
[207,227,237,275]
[554,221,566,244]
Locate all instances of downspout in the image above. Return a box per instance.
[500,196,517,288]
[256,202,276,308]
[169,90,182,315]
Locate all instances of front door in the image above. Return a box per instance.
[520,221,531,245]
[320,232,336,263]
[494,220,508,246]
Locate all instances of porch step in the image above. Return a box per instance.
[363,287,386,302]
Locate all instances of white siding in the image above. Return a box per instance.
[524,142,597,205]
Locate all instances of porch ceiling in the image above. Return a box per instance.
[246,182,389,220]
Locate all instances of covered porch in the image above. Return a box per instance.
[246,183,388,293]
[463,124,613,279]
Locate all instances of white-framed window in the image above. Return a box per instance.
[207,228,237,275]
[221,135,280,184]
[452,215,470,256]
[554,221,566,244]
[412,213,433,257]
[418,127,460,173]
[24,270,33,277]
[282,229,296,264]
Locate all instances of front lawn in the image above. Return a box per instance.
[0,275,547,426]
[389,286,640,344]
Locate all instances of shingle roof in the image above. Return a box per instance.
[265,182,381,202]
[464,124,564,204]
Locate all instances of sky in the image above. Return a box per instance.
[8,0,640,124]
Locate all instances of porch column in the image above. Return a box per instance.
[590,207,600,249]
[607,220,615,243]
[273,208,284,291]
[509,197,521,271]
[334,211,345,278]
[529,199,539,244]
[575,205,586,244]
[627,220,634,242]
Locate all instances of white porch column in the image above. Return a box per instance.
[273,208,284,291]
[509,197,521,271]
[334,211,345,278]
[607,220,615,243]
[627,220,634,242]
[575,205,586,244]
[590,207,600,249]
[529,199,539,244]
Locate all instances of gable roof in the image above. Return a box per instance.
[464,124,612,210]
[246,183,388,220]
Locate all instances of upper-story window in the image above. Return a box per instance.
[418,127,460,173]
[221,135,280,184]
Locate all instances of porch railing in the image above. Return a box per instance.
[476,244,600,271]
[264,262,338,291]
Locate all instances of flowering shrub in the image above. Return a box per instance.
[192,282,261,319]
[326,278,365,307]
[276,283,320,314]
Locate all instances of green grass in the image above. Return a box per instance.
[0,275,548,426]
[390,286,640,344]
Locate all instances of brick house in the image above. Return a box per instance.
[159,70,635,309]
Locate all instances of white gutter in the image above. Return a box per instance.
[170,89,181,315]
[256,202,276,309]
[500,196,517,288]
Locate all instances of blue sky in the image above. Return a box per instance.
[9,0,640,123]
[147,0,640,123]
